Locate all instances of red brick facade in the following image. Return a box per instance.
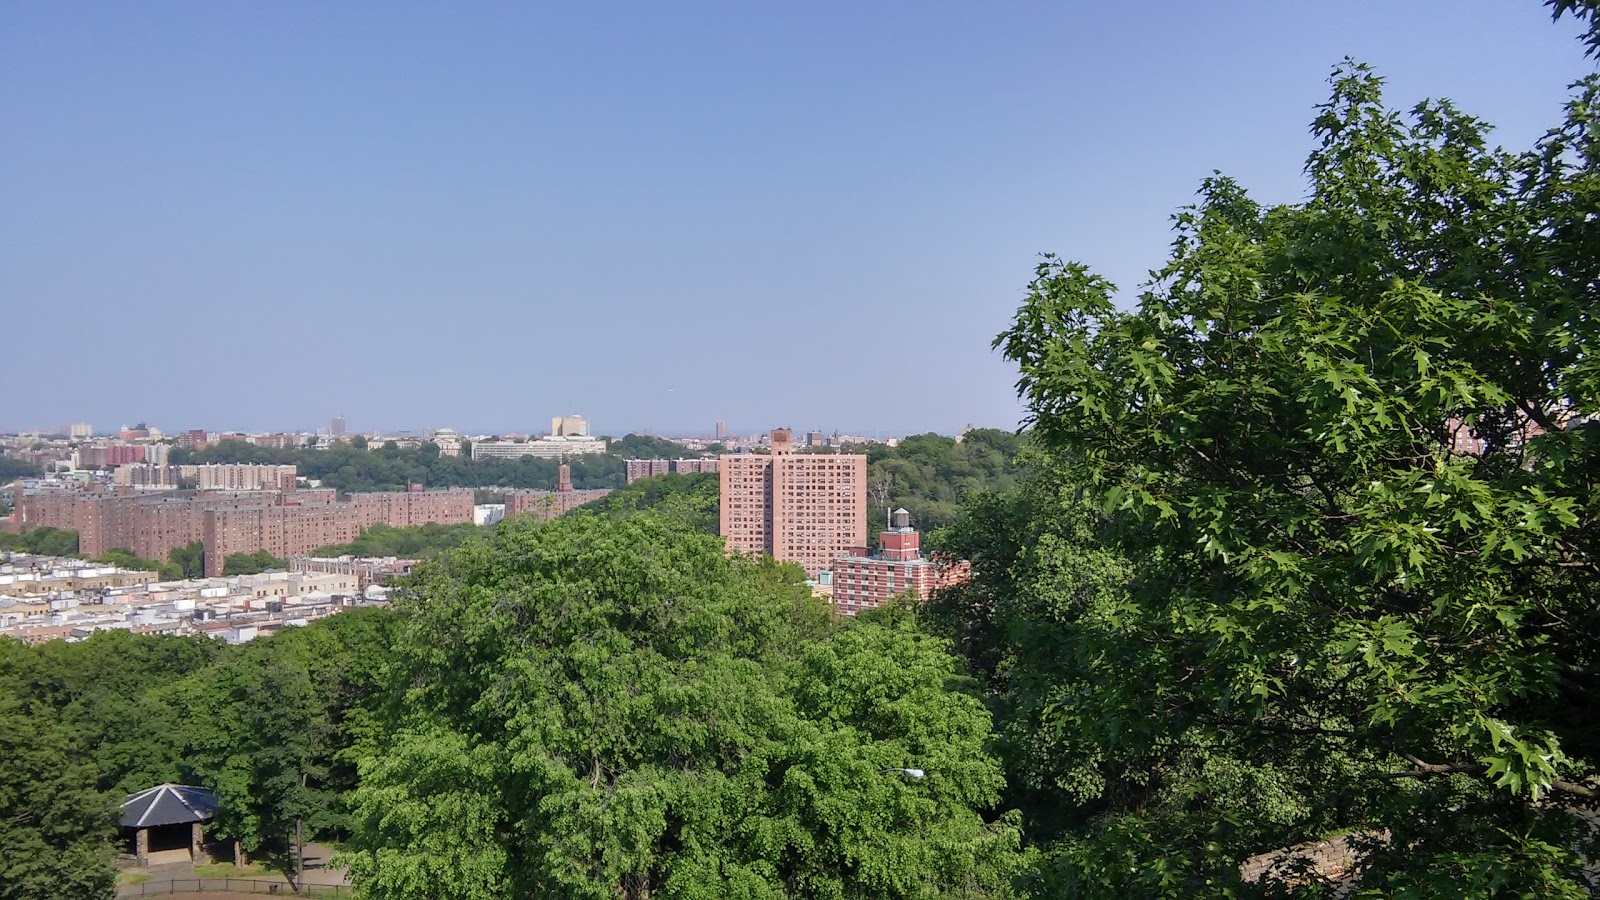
[15,486,472,577]
[829,515,971,616]
[719,429,867,579]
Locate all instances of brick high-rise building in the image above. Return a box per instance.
[719,428,866,578]
[351,485,475,529]
[17,488,315,563]
[185,464,297,491]
[203,504,365,575]
[77,444,146,468]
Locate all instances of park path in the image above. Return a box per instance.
[117,842,350,897]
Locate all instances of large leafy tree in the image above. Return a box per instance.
[0,696,117,900]
[342,512,1017,899]
[976,60,1600,895]
[166,614,399,863]
[175,646,332,862]
[0,630,224,796]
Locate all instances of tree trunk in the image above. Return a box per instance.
[295,817,304,889]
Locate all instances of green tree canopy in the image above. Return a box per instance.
[89,548,182,580]
[309,521,489,558]
[964,61,1600,895]
[0,630,225,796]
[865,430,1025,548]
[0,457,44,481]
[582,471,720,533]
[0,696,117,900]
[0,526,80,557]
[342,512,1018,899]
[168,541,206,579]
[223,550,288,576]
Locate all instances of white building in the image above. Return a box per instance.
[471,435,607,460]
[432,428,463,457]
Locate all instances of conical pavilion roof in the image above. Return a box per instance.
[119,783,220,828]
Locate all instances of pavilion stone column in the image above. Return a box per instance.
[191,821,205,861]
[135,827,149,866]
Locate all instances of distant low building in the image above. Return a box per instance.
[0,555,375,646]
[433,428,463,457]
[291,555,417,590]
[625,457,719,483]
[472,435,608,460]
[14,482,471,577]
[828,508,971,616]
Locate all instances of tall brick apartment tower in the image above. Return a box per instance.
[719,428,866,578]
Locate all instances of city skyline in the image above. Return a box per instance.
[4,414,971,441]
[4,3,1589,436]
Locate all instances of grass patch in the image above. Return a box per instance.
[118,872,150,885]
[193,860,270,877]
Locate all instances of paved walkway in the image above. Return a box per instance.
[117,842,350,897]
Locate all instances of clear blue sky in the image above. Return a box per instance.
[2,2,1591,437]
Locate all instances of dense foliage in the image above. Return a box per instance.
[864,430,1025,547]
[0,631,224,898]
[86,547,182,580]
[0,611,397,895]
[309,521,491,558]
[0,526,79,557]
[930,58,1600,896]
[0,697,118,900]
[0,457,44,481]
[220,550,289,576]
[582,471,721,534]
[342,512,1019,899]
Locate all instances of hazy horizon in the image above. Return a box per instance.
[4,2,1591,437]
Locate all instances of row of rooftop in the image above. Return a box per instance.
[0,552,413,645]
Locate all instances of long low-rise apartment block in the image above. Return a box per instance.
[113,463,299,491]
[471,435,608,460]
[624,457,720,483]
[12,483,473,576]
